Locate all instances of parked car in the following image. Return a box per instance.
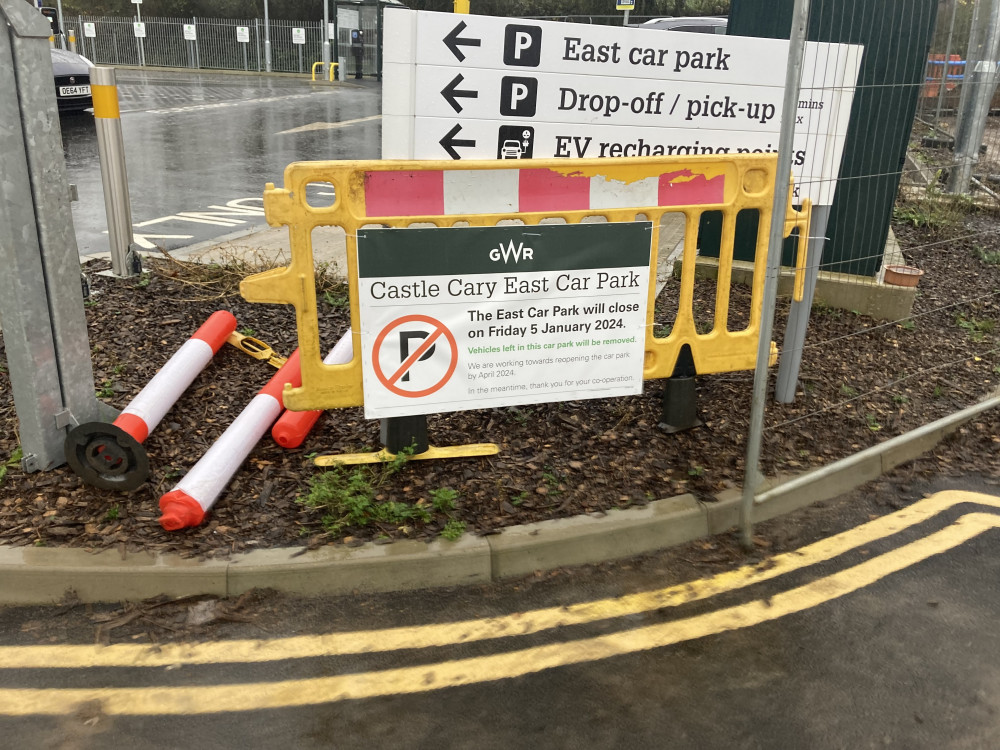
[50,47,94,113]
[635,17,728,34]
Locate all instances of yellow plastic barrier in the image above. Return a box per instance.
[240,155,810,412]
[310,61,338,82]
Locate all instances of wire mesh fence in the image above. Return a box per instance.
[744,0,1000,517]
[73,5,380,77]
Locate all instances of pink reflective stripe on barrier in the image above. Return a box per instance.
[517,169,591,212]
[364,170,445,216]
[363,167,726,218]
[658,170,726,206]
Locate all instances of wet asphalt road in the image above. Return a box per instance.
[1,482,1000,748]
[60,70,382,257]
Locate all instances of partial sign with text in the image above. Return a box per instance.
[357,223,652,419]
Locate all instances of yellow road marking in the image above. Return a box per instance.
[1,511,996,716]
[1,491,996,670]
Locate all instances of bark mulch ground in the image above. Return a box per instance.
[0,202,998,559]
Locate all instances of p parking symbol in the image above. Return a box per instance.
[500,76,538,117]
[372,315,458,398]
[503,24,542,67]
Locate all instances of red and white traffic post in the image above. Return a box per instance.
[65,310,237,490]
[158,349,303,530]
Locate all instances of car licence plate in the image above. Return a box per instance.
[59,85,91,96]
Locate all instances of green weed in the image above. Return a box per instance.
[688,466,704,478]
[299,457,427,536]
[323,288,350,309]
[511,491,528,506]
[975,246,1000,265]
[430,487,459,513]
[541,469,562,495]
[892,394,910,405]
[0,447,23,486]
[865,413,882,432]
[956,314,995,342]
[96,380,114,399]
[440,519,466,541]
[893,192,972,229]
[105,504,120,522]
[839,383,859,398]
[238,327,256,337]
[898,318,916,332]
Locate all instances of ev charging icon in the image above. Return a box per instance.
[503,24,542,67]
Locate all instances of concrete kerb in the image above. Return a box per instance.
[3,393,997,604]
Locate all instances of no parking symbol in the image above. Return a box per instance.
[372,315,458,398]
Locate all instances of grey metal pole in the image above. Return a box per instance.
[193,17,200,70]
[55,0,65,48]
[739,0,811,550]
[949,0,1000,193]
[323,0,331,75]
[774,205,831,403]
[92,66,140,278]
[934,0,959,124]
[0,0,114,471]
[135,0,145,67]
[264,0,271,73]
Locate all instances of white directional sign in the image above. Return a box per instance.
[381,9,862,206]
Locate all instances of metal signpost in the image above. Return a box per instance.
[0,0,114,471]
[617,0,635,26]
[263,0,271,72]
[131,0,144,66]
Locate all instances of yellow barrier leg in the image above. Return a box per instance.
[315,443,499,467]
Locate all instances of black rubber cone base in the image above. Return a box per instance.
[64,422,150,491]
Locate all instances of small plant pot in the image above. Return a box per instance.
[883,265,924,287]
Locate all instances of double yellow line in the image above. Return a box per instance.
[1,491,997,715]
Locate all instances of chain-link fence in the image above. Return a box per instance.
[73,4,382,77]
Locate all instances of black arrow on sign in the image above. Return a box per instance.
[441,74,478,113]
[443,20,481,62]
[440,124,476,160]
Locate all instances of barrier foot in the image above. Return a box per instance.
[381,415,429,454]
[64,422,150,490]
[658,376,703,434]
[313,442,499,467]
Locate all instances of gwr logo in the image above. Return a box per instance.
[503,24,542,67]
[490,240,534,263]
